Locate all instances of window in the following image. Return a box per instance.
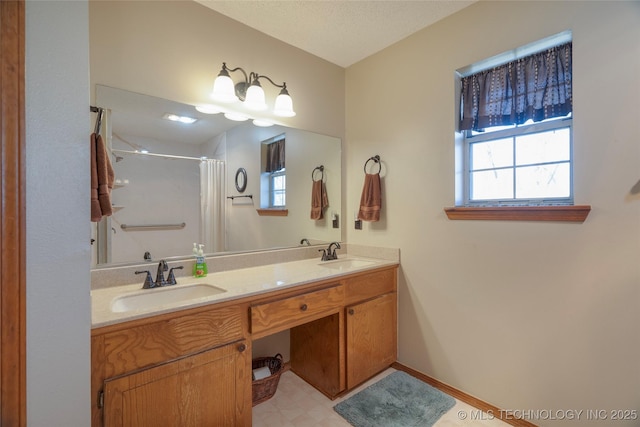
[269,169,286,207]
[457,33,576,208]
[465,114,572,205]
[259,135,287,212]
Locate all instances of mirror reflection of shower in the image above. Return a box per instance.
[106,133,226,265]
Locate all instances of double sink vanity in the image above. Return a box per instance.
[91,248,399,426]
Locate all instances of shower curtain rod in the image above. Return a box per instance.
[111,149,220,162]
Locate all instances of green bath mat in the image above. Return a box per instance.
[334,371,455,427]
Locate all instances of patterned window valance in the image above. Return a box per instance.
[265,139,285,172]
[459,42,572,132]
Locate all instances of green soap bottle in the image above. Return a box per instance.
[194,244,207,278]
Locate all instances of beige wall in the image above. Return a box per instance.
[89,0,345,139]
[346,1,639,425]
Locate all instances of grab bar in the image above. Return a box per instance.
[121,222,186,231]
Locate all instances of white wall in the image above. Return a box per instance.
[346,2,640,426]
[25,1,91,425]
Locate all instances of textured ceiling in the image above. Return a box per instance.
[196,0,476,68]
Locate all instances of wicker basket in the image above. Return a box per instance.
[252,353,284,406]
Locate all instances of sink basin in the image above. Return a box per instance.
[111,283,226,313]
[319,259,376,271]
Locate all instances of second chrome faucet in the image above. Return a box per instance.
[319,242,341,261]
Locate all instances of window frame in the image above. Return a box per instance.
[463,115,574,207]
[268,168,286,208]
[257,134,288,215]
[448,31,590,222]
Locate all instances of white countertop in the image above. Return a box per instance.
[91,256,398,328]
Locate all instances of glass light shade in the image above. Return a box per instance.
[211,75,238,103]
[273,93,296,117]
[243,84,267,111]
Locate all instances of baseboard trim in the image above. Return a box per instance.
[392,362,537,427]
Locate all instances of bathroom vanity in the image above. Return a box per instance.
[90,257,398,426]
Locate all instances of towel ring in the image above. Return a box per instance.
[364,155,381,174]
[312,165,324,182]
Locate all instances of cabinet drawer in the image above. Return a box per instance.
[102,305,243,378]
[344,267,396,305]
[251,285,344,337]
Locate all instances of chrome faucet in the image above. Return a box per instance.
[319,242,341,261]
[155,259,168,286]
[135,260,182,289]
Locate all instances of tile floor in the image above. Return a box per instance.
[252,368,511,427]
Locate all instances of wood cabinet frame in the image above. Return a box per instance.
[91,265,398,426]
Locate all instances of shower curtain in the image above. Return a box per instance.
[199,159,226,252]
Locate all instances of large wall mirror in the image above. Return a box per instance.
[91,85,341,267]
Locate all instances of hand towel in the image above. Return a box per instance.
[310,179,328,220]
[358,173,381,222]
[93,133,115,220]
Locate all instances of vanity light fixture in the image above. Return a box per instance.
[211,62,296,117]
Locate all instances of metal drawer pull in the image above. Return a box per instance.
[300,303,308,311]
[348,308,355,315]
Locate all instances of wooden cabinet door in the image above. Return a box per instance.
[103,340,250,427]
[346,293,397,389]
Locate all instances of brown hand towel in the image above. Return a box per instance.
[358,173,381,222]
[310,179,329,220]
[95,133,115,218]
[90,133,102,222]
